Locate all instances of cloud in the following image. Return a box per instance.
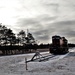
[12,0,75,43]
[17,14,56,29]
[0,0,75,43]
[16,14,57,43]
[48,20,75,43]
[16,10,75,43]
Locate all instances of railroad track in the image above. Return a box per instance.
[27,54,56,62]
[39,55,56,62]
[26,52,70,62]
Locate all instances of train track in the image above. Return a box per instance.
[27,54,56,62]
[39,54,56,62]
[26,51,70,62]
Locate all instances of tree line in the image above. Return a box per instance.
[0,24,36,46]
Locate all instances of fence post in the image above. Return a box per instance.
[25,57,28,70]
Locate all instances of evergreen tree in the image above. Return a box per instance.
[17,30,26,45]
[26,32,36,44]
[0,24,8,45]
[5,28,16,45]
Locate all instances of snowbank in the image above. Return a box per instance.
[0,49,75,75]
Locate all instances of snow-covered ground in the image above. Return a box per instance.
[0,48,75,75]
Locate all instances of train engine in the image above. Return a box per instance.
[49,35,69,54]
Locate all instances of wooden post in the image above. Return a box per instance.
[25,57,28,70]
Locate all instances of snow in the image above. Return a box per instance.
[0,48,75,75]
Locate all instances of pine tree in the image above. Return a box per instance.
[17,30,26,45]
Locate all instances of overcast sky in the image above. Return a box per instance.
[0,0,75,43]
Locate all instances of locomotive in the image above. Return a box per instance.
[49,35,69,54]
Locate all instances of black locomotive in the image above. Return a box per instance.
[49,35,69,54]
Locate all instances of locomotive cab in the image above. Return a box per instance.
[49,35,69,54]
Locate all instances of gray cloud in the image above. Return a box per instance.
[0,0,75,43]
[16,13,75,43]
[15,0,75,43]
[17,14,57,31]
[33,29,49,38]
[48,20,75,43]
[16,15,57,43]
